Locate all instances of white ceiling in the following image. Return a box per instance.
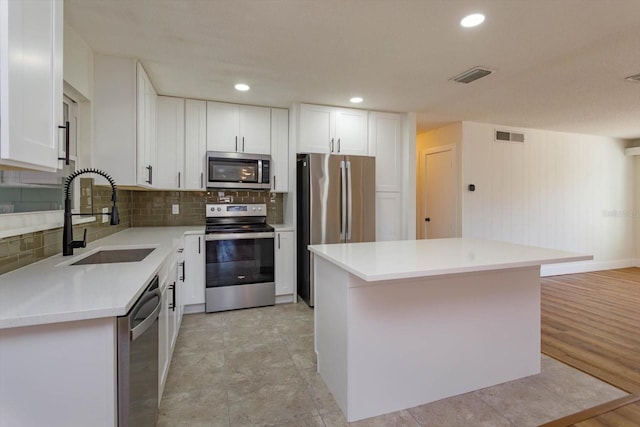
[66,0,640,139]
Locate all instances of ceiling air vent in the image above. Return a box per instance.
[451,67,493,84]
[495,130,525,143]
[625,72,640,82]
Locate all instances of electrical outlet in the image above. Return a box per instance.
[102,207,109,223]
[172,204,180,215]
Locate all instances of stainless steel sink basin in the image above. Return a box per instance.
[71,248,155,265]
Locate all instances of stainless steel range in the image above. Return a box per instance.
[205,203,275,312]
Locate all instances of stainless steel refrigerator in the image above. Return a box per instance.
[296,153,376,306]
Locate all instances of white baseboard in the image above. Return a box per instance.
[183,303,205,314]
[276,294,295,304]
[541,258,636,277]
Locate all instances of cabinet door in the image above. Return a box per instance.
[270,108,289,192]
[275,231,295,296]
[239,105,271,154]
[184,99,207,189]
[159,281,170,396]
[206,101,239,152]
[376,192,403,241]
[183,234,205,306]
[298,104,332,154]
[370,112,402,191]
[136,63,157,186]
[0,0,62,172]
[156,97,185,190]
[335,108,368,155]
[168,261,178,350]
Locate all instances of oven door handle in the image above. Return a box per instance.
[205,232,275,241]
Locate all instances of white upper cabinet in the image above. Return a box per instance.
[156,96,185,190]
[136,63,158,186]
[369,112,402,192]
[270,108,289,192]
[184,99,207,190]
[298,103,368,155]
[94,56,157,186]
[0,0,63,172]
[206,101,271,154]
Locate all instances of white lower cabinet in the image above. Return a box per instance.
[376,192,403,241]
[275,230,295,296]
[183,234,206,309]
[159,246,185,400]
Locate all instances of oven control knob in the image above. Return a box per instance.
[217,207,222,212]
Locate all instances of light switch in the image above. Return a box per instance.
[172,204,180,215]
[102,207,109,223]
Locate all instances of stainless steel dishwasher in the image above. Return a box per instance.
[117,276,161,427]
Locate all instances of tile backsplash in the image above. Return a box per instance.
[0,186,132,275]
[131,190,283,227]
[0,188,284,275]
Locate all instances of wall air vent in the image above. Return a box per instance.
[625,72,640,82]
[450,67,493,84]
[495,130,525,143]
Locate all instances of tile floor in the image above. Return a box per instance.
[157,303,627,427]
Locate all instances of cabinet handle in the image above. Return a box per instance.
[273,175,276,191]
[57,121,70,165]
[180,261,186,281]
[200,172,203,188]
[198,236,201,254]
[235,136,238,152]
[178,172,181,188]
[330,138,335,153]
[170,282,176,311]
[146,165,153,185]
[278,233,281,249]
[242,137,245,152]
[337,138,341,153]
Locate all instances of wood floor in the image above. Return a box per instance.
[540,268,640,426]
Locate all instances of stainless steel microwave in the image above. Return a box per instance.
[206,151,271,190]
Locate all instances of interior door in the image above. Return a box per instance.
[425,149,456,238]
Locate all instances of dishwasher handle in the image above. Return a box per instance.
[130,288,161,341]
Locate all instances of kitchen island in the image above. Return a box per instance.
[308,238,591,422]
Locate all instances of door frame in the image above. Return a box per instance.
[419,144,459,239]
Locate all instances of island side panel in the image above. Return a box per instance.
[314,255,349,417]
[0,317,117,427]
[346,266,541,422]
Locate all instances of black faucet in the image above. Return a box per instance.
[63,168,120,256]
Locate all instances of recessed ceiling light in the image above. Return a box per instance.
[234,83,250,91]
[350,97,363,104]
[460,13,485,28]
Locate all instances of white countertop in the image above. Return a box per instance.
[271,224,294,232]
[308,238,592,282]
[0,227,201,329]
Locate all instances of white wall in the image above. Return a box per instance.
[461,122,635,275]
[63,24,94,170]
[64,24,93,101]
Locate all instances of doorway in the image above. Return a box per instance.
[421,145,457,239]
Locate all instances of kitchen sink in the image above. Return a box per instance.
[70,248,156,265]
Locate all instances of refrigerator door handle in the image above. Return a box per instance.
[340,160,347,241]
[346,159,352,240]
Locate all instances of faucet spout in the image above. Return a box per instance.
[63,168,119,256]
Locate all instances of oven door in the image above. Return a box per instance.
[205,232,275,312]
